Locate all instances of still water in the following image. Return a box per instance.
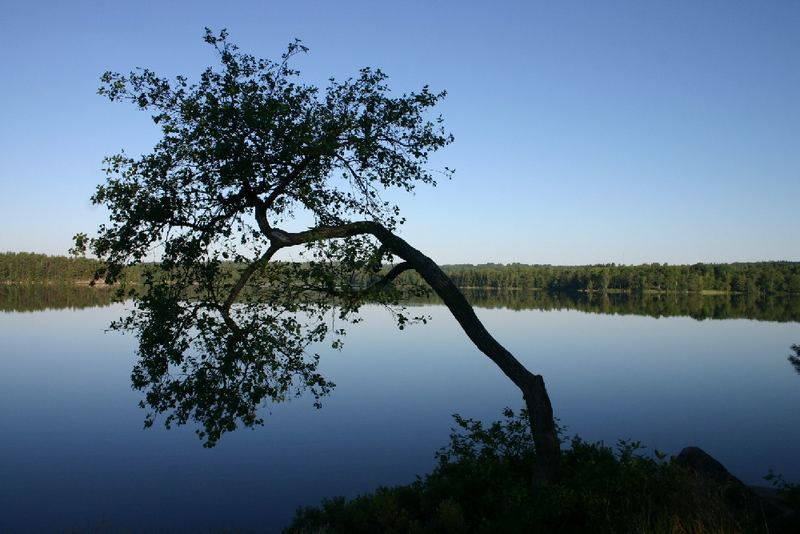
[1,289,799,532]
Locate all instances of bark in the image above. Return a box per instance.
[257,220,562,484]
[364,224,562,485]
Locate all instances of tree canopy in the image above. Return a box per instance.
[82,30,453,445]
[80,30,559,483]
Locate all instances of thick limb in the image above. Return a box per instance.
[262,220,561,483]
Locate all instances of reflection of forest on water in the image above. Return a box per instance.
[4,284,800,323]
[453,289,800,323]
[0,284,117,312]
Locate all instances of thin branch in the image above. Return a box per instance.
[223,245,281,312]
[295,262,412,300]
[357,262,412,297]
[262,152,317,208]
[368,244,390,272]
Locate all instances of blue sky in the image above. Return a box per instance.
[1,1,798,264]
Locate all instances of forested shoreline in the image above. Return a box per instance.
[3,251,800,295]
[1,252,104,283]
[5,283,799,323]
[412,261,800,295]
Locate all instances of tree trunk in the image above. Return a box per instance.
[521,372,560,486]
[273,220,562,485]
[370,226,562,485]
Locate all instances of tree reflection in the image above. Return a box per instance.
[3,285,800,324]
[0,284,115,312]
[424,289,800,323]
[789,344,800,376]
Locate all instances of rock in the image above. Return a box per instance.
[675,446,799,533]
[675,446,752,508]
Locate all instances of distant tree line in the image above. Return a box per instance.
[3,252,800,296]
[0,252,105,283]
[391,262,800,295]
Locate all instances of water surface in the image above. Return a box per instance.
[1,289,798,532]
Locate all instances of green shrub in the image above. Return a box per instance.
[287,409,779,533]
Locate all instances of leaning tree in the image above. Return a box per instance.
[79,30,560,484]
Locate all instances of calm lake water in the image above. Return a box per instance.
[1,289,799,532]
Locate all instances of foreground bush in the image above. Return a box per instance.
[287,409,792,533]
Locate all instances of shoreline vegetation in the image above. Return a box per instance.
[3,283,800,323]
[287,409,800,533]
[3,251,800,295]
[3,253,800,322]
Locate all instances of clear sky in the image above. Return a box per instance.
[1,1,798,265]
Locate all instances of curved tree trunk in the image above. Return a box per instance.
[264,219,562,485]
[370,226,561,486]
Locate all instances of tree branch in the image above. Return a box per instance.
[358,262,411,295]
[262,152,317,208]
[264,218,560,479]
[248,153,320,241]
[271,220,532,381]
[284,262,412,304]
[223,245,281,312]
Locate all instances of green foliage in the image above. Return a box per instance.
[80,29,453,447]
[765,469,800,510]
[436,407,535,464]
[90,29,451,279]
[0,252,105,283]
[288,409,768,533]
[5,253,799,298]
